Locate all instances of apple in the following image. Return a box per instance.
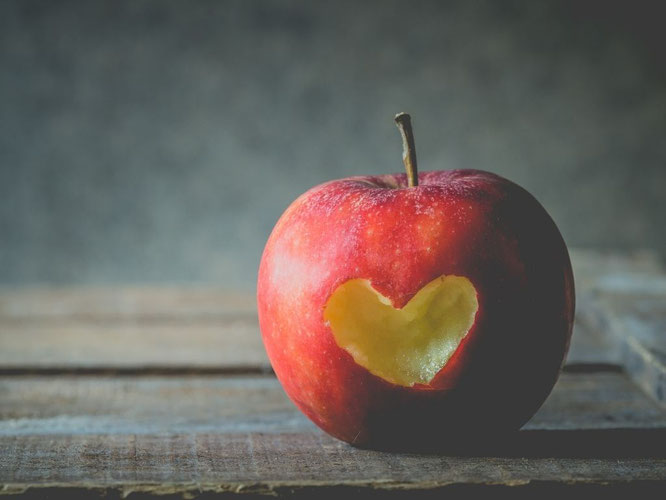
[257,113,575,448]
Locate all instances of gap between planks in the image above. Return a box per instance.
[0,363,623,377]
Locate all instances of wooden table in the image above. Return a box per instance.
[1,250,665,497]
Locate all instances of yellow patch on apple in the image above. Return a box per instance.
[324,275,479,387]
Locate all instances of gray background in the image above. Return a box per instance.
[1,0,664,290]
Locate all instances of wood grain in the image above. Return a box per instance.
[0,319,268,373]
[0,318,619,373]
[0,250,661,373]
[2,432,665,498]
[2,370,665,496]
[3,372,663,495]
[0,288,265,372]
[1,373,664,437]
[585,273,666,405]
[568,249,663,290]
[0,287,256,322]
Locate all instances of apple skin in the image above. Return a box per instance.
[257,170,574,448]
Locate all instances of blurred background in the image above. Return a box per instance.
[1,0,664,290]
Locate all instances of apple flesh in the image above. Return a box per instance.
[258,167,574,448]
[324,274,478,387]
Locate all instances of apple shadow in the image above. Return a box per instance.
[354,427,666,459]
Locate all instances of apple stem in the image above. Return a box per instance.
[394,112,418,187]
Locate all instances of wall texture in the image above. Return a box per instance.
[1,0,664,288]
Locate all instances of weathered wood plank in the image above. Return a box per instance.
[1,432,665,497]
[0,313,623,372]
[0,250,661,373]
[563,251,666,405]
[0,287,256,322]
[6,372,661,494]
[567,249,663,365]
[568,249,663,290]
[2,367,666,495]
[583,273,666,405]
[567,308,622,366]
[0,287,265,372]
[0,375,309,436]
[0,320,268,372]
[1,373,664,436]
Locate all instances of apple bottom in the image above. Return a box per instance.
[293,365,562,451]
[268,282,571,449]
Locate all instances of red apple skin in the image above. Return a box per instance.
[257,170,574,448]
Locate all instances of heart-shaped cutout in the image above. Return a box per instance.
[324,275,478,387]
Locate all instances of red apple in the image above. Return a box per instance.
[257,113,575,448]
